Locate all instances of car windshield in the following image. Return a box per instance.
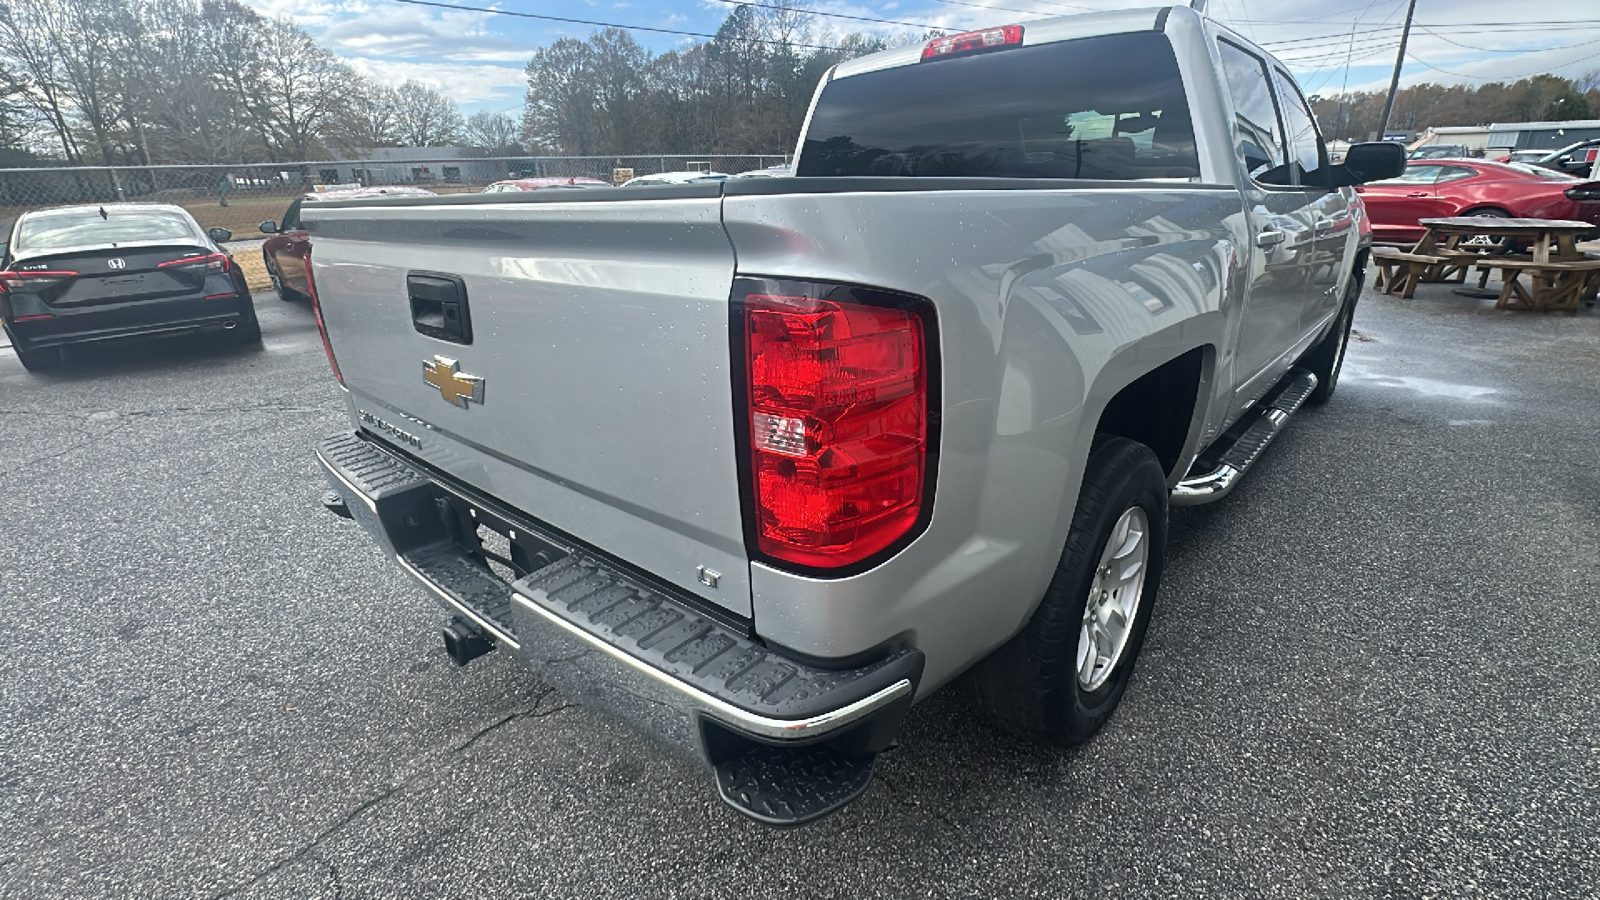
[16,208,196,251]
[798,32,1199,180]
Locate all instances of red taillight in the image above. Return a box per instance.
[304,250,342,384]
[922,25,1023,61]
[0,270,78,292]
[159,253,230,274]
[739,278,935,571]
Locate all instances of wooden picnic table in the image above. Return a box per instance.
[1415,217,1595,264]
[1415,217,1600,310]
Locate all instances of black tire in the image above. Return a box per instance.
[8,331,63,371]
[1303,273,1360,406]
[1462,207,1513,253]
[231,303,262,344]
[266,254,300,302]
[972,437,1168,746]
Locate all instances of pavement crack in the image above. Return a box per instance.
[207,783,404,900]
[0,420,128,479]
[208,693,565,900]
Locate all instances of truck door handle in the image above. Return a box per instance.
[1256,229,1287,248]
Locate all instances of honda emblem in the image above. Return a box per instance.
[107,258,127,269]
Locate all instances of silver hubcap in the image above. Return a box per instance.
[1077,506,1150,692]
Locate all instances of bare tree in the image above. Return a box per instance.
[0,0,87,161]
[327,79,401,153]
[245,17,356,159]
[391,80,462,147]
[463,110,519,153]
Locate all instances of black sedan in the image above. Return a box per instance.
[0,203,258,371]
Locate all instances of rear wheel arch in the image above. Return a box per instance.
[1090,345,1212,482]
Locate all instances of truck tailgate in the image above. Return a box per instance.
[303,193,750,615]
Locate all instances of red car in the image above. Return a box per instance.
[1355,159,1600,245]
[260,186,435,302]
[482,177,612,193]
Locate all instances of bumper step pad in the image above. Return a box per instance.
[715,745,877,826]
[516,554,919,722]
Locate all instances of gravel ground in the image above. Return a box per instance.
[1,285,1597,899]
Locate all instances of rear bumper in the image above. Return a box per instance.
[315,431,922,823]
[6,295,251,348]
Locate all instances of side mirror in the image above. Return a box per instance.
[1329,142,1407,187]
[259,220,278,234]
[207,227,232,243]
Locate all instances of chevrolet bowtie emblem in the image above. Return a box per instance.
[422,355,484,408]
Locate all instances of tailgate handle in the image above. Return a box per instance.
[408,272,473,344]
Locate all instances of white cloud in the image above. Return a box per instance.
[346,58,526,105]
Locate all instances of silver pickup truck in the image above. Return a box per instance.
[308,7,1404,825]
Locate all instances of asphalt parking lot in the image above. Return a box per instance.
[2,286,1597,899]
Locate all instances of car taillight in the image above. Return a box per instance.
[1565,185,1600,202]
[304,250,342,384]
[736,278,936,571]
[0,270,77,292]
[159,253,231,274]
[922,25,1023,61]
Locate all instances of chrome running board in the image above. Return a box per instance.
[1172,368,1318,506]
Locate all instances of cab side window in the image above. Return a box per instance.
[1218,39,1288,184]
[1270,68,1327,187]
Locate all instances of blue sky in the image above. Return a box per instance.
[241,0,1600,118]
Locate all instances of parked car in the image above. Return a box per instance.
[619,171,730,187]
[260,186,435,303]
[483,177,612,193]
[1532,139,1600,176]
[1355,158,1600,245]
[303,8,1402,825]
[1409,144,1470,160]
[0,203,255,371]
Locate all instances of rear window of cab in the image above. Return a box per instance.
[797,31,1199,181]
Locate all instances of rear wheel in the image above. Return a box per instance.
[1462,207,1512,252]
[972,437,1167,746]
[266,254,300,302]
[231,302,262,344]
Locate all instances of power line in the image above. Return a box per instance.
[1414,27,1600,55]
[378,0,849,50]
[703,0,935,32]
[1407,45,1600,81]
[915,0,1093,21]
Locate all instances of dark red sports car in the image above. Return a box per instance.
[1355,159,1600,245]
[260,186,435,302]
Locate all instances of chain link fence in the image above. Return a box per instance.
[0,154,791,241]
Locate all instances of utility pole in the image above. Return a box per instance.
[1378,0,1419,139]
